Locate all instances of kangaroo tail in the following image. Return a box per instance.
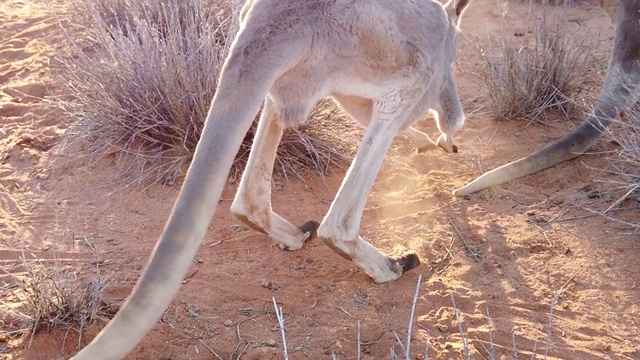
[71,25,298,360]
[453,6,640,196]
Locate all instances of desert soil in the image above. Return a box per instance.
[1,0,638,359]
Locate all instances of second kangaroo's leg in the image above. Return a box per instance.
[317,96,420,283]
[333,94,440,153]
[432,71,464,153]
[401,126,441,153]
[231,97,318,250]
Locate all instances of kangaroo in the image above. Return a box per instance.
[71,0,471,358]
[453,0,640,196]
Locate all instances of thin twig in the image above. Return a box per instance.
[405,274,423,360]
[577,204,639,229]
[541,269,578,359]
[549,213,598,224]
[558,272,577,294]
[181,269,199,284]
[605,184,639,213]
[354,320,360,360]
[198,339,223,360]
[327,303,354,318]
[235,341,251,360]
[424,334,430,360]
[451,294,470,360]
[486,306,496,360]
[392,331,407,356]
[390,347,399,360]
[449,217,481,261]
[512,328,519,360]
[444,235,455,260]
[272,296,289,360]
[237,314,259,325]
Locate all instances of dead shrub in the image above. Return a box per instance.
[480,10,590,125]
[600,105,640,231]
[1,254,113,348]
[55,0,350,188]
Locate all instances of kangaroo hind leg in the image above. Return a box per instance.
[231,96,319,250]
[317,94,421,283]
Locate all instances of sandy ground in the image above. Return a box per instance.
[1,0,638,359]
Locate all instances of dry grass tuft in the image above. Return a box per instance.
[610,107,640,194]
[1,254,113,349]
[54,0,350,188]
[599,105,640,231]
[480,9,590,125]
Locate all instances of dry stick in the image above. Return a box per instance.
[357,320,361,360]
[424,334,430,360]
[198,339,223,360]
[545,297,557,359]
[390,347,399,360]
[444,235,455,260]
[541,269,578,360]
[181,269,199,284]
[577,204,639,229]
[534,225,553,247]
[235,323,246,348]
[474,336,493,358]
[360,329,386,346]
[450,294,471,360]
[512,328,519,360]
[405,274,423,360]
[236,341,251,360]
[392,331,407,356]
[236,314,259,326]
[543,207,569,226]
[558,272,578,294]
[436,236,456,275]
[531,340,538,360]
[448,217,481,261]
[486,306,496,360]
[605,184,639,213]
[327,303,355,318]
[551,213,599,224]
[272,297,289,360]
